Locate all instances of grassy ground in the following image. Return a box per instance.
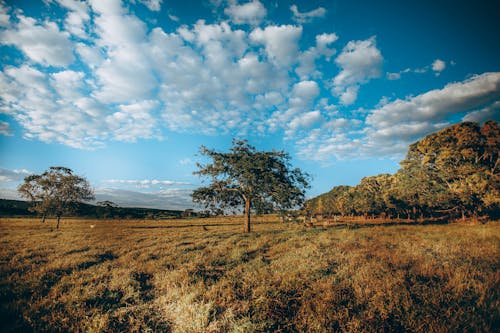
[0,216,498,332]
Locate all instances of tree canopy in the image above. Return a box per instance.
[306,121,499,221]
[192,140,310,232]
[18,166,94,228]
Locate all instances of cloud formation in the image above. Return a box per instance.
[432,59,446,75]
[290,4,326,23]
[0,168,31,182]
[2,15,74,67]
[0,0,498,165]
[225,0,267,25]
[296,72,500,161]
[0,121,12,136]
[332,37,383,105]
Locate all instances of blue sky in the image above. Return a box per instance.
[0,0,499,210]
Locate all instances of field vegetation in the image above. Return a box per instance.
[1,217,498,332]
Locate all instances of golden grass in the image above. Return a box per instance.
[0,216,498,332]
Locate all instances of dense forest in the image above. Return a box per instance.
[305,121,499,221]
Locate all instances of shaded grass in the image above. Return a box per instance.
[0,217,498,332]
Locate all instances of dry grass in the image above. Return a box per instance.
[0,216,498,332]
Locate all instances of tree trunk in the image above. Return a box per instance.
[56,215,61,229]
[41,214,46,224]
[243,199,251,233]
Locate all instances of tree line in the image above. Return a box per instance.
[305,121,499,221]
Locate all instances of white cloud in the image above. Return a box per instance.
[294,118,363,161]
[366,72,500,128]
[90,0,147,46]
[106,100,161,142]
[105,179,190,187]
[287,110,324,135]
[294,73,500,161]
[296,33,337,79]
[332,36,383,105]
[137,0,163,11]
[250,25,302,67]
[432,59,446,75]
[387,59,447,80]
[224,0,267,25]
[3,0,495,166]
[93,45,157,103]
[292,80,320,100]
[1,15,74,67]
[0,168,31,182]
[2,2,311,146]
[168,14,180,22]
[462,101,500,123]
[363,72,500,156]
[50,70,86,100]
[386,72,401,80]
[0,121,13,136]
[290,4,326,23]
[0,64,110,148]
[0,3,9,27]
[52,0,90,38]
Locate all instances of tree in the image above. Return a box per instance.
[398,121,500,220]
[192,140,310,232]
[96,200,118,219]
[18,166,94,229]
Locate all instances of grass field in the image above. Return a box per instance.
[0,217,498,332]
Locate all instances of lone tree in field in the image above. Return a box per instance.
[192,140,310,232]
[18,166,94,229]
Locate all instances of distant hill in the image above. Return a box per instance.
[0,199,186,219]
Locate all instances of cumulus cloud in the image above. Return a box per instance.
[250,25,302,67]
[137,0,163,11]
[2,0,497,166]
[386,71,402,80]
[364,72,500,156]
[432,59,446,75]
[290,4,326,23]
[0,121,13,136]
[106,100,161,142]
[287,110,324,136]
[462,101,500,123]
[1,15,74,67]
[387,59,448,80]
[53,0,90,38]
[294,118,363,161]
[0,65,107,148]
[224,0,267,25]
[296,32,337,79]
[0,168,31,182]
[366,72,500,128]
[0,3,9,27]
[268,80,320,131]
[294,73,500,161]
[332,36,383,105]
[1,1,327,147]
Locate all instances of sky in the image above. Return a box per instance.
[0,0,499,210]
